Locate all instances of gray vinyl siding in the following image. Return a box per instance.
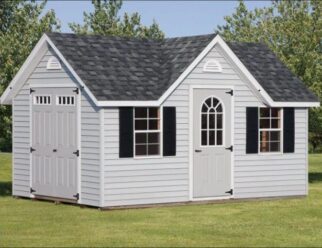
[12,46,101,206]
[103,43,308,207]
[103,108,189,207]
[12,83,31,197]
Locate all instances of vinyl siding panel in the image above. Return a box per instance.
[12,83,31,197]
[12,46,101,206]
[103,107,189,207]
[103,43,308,207]
[80,93,101,206]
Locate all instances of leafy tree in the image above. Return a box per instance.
[217,0,322,151]
[0,1,60,152]
[69,0,164,40]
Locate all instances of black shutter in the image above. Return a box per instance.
[283,108,295,153]
[119,107,133,158]
[163,107,176,156]
[246,107,259,154]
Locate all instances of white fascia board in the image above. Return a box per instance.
[0,35,48,105]
[0,34,100,106]
[270,101,320,108]
[2,33,319,109]
[44,35,100,106]
[96,100,160,107]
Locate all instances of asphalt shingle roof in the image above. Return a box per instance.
[47,32,318,103]
[227,42,318,102]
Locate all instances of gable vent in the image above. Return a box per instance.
[47,56,61,70]
[203,60,222,73]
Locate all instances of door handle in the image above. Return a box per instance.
[195,149,202,153]
[53,149,57,152]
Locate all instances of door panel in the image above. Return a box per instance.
[193,88,232,198]
[31,87,78,200]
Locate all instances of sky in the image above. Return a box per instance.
[45,1,271,38]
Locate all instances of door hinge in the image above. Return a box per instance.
[225,90,233,96]
[30,188,36,194]
[73,150,80,157]
[73,88,79,94]
[225,189,233,195]
[225,145,233,152]
[30,88,35,94]
[73,193,79,200]
[30,147,36,153]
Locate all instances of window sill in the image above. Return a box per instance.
[258,152,283,156]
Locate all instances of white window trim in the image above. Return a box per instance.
[56,95,76,106]
[200,96,226,148]
[133,107,163,159]
[258,108,284,154]
[33,95,52,105]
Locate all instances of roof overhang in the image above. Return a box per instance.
[1,34,319,108]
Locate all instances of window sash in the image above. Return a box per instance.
[258,108,283,153]
[134,107,161,157]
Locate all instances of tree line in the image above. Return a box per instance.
[0,0,321,152]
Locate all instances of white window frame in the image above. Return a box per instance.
[56,95,76,106]
[133,107,163,158]
[258,107,283,154]
[33,95,52,105]
[200,96,225,147]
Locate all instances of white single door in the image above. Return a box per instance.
[193,88,232,198]
[31,87,78,200]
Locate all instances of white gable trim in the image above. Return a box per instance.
[0,34,100,106]
[1,34,319,108]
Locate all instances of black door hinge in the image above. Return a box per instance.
[30,88,35,94]
[225,145,233,152]
[73,193,79,200]
[225,90,233,96]
[73,88,79,94]
[225,189,233,195]
[30,147,36,153]
[73,150,80,157]
[30,188,36,194]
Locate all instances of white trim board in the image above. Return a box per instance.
[1,34,319,108]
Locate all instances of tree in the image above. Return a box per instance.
[217,0,322,151]
[0,1,60,152]
[69,0,164,40]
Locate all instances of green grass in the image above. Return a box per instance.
[0,153,322,247]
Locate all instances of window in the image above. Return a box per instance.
[33,95,51,105]
[134,107,161,157]
[201,97,223,146]
[56,96,75,106]
[259,108,282,153]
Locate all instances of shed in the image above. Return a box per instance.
[0,33,319,208]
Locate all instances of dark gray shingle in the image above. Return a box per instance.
[46,32,318,103]
[227,42,318,102]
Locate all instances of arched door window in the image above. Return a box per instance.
[201,97,223,146]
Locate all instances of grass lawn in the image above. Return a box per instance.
[0,153,322,247]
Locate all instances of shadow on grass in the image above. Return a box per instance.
[0,182,12,196]
[309,173,322,183]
